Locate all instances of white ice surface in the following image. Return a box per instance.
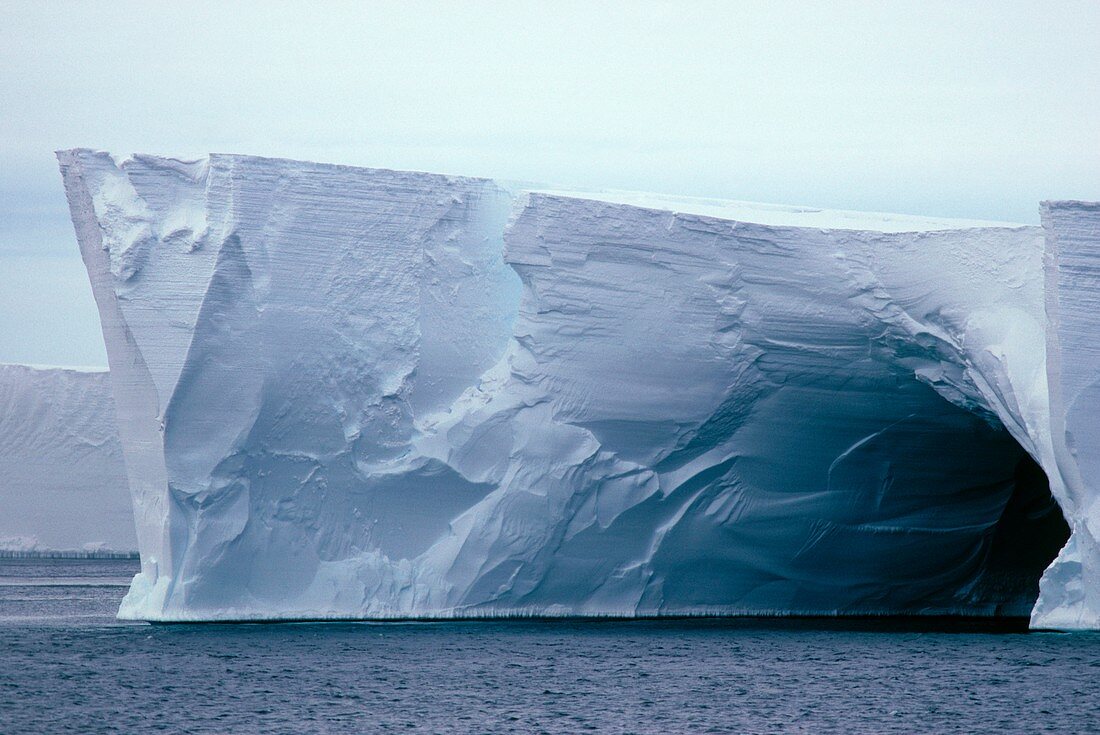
[1032,201,1100,629]
[0,363,133,551]
[56,150,1096,627]
[529,189,1025,232]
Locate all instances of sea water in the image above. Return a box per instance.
[1,558,1098,734]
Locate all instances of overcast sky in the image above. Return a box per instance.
[2,1,1098,367]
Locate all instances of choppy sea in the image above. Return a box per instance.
[1,558,1099,734]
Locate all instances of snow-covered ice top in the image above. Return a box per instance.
[529,188,1028,232]
[56,149,1099,628]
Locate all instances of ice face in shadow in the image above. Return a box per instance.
[0,364,133,551]
[57,150,1090,626]
[420,194,1065,618]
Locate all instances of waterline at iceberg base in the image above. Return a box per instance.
[57,149,1099,629]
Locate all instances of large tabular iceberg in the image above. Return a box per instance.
[0,364,133,551]
[57,149,1098,628]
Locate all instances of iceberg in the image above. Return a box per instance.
[0,364,133,551]
[57,149,1096,627]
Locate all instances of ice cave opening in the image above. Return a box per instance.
[979,452,1069,611]
[825,379,1071,617]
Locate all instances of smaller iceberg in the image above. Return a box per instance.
[0,363,133,551]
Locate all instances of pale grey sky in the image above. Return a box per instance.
[1,1,1098,366]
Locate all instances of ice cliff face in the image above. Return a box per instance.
[0,364,133,551]
[58,149,1095,628]
[1034,201,1100,629]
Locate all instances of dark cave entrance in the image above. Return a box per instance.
[974,452,1069,612]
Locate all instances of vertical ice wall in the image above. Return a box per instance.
[58,150,518,616]
[0,364,133,550]
[1033,201,1100,629]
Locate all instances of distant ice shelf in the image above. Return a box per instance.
[56,149,1099,628]
[0,363,134,551]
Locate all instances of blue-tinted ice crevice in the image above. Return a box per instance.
[57,150,1098,628]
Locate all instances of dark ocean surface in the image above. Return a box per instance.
[1,559,1099,734]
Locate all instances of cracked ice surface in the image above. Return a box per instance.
[57,150,1096,627]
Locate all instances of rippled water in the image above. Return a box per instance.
[2,559,1099,734]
